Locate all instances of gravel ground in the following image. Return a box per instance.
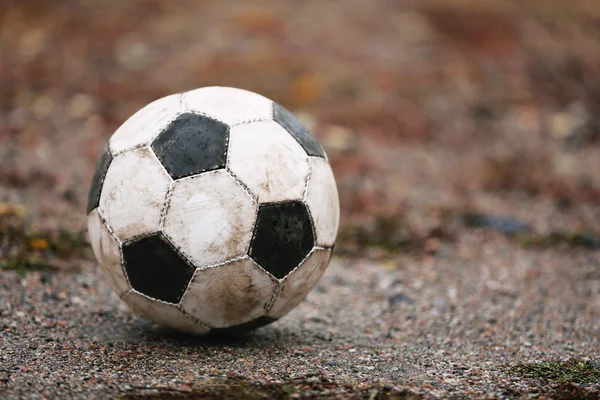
[1,231,599,399]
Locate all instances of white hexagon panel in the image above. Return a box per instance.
[162,170,257,268]
[228,120,310,203]
[98,147,172,240]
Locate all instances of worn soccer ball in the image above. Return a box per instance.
[87,87,339,334]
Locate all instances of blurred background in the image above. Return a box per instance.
[1,0,599,271]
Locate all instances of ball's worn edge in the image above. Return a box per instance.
[121,288,212,334]
[272,102,326,159]
[95,208,132,291]
[208,315,279,336]
[158,181,175,231]
[86,145,113,214]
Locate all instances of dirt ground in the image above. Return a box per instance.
[1,0,600,398]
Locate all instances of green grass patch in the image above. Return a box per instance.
[0,206,91,273]
[516,231,600,251]
[1,256,56,275]
[509,358,600,385]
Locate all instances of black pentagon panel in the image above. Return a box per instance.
[152,113,229,180]
[209,316,278,336]
[273,103,325,158]
[249,201,315,279]
[123,233,195,304]
[86,146,113,214]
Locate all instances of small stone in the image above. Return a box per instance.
[462,213,531,236]
[586,359,600,369]
[389,293,415,305]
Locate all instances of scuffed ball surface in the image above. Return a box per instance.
[87,86,339,334]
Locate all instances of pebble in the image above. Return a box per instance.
[462,213,531,236]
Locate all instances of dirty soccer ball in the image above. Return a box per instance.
[87,87,340,334]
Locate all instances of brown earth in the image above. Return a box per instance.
[1,1,599,398]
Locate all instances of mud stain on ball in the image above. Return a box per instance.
[181,257,277,328]
[163,170,257,267]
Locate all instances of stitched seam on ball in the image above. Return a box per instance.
[301,160,318,247]
[247,257,279,283]
[224,169,260,256]
[161,234,199,302]
[97,208,123,245]
[160,230,199,268]
[195,254,248,272]
[120,288,133,300]
[147,145,174,181]
[112,143,149,158]
[243,204,259,256]
[177,266,200,308]
[130,288,182,307]
[112,109,184,158]
[302,157,312,202]
[178,306,211,331]
[264,283,281,315]
[305,205,319,249]
[229,117,271,127]
[247,212,261,260]
[280,246,317,281]
[90,146,113,215]
[159,181,175,231]
[120,231,162,248]
[160,232,245,301]
[96,208,133,290]
[225,168,258,204]
[181,107,222,123]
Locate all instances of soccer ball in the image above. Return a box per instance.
[87,87,339,334]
